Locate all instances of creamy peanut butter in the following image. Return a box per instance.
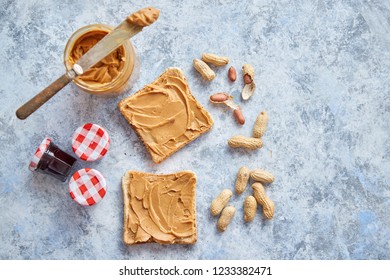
[118,68,214,163]
[68,30,125,84]
[122,171,197,245]
[127,7,160,27]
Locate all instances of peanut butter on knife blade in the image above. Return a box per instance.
[127,7,160,27]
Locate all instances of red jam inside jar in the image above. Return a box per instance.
[29,137,77,182]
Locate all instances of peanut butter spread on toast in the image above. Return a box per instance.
[118,68,213,163]
[122,171,197,244]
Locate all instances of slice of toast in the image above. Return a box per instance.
[118,67,213,163]
[122,170,197,245]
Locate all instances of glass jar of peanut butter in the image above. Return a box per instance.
[64,24,136,95]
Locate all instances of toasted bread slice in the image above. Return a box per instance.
[122,170,197,245]
[118,67,213,163]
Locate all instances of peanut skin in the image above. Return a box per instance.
[252,182,274,219]
[210,92,230,103]
[244,196,257,222]
[228,135,263,150]
[210,189,233,216]
[250,169,275,184]
[235,166,250,194]
[244,74,252,84]
[253,111,269,138]
[217,205,236,232]
[228,66,237,81]
[233,107,245,125]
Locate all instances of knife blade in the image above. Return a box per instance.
[16,7,158,120]
[74,22,143,75]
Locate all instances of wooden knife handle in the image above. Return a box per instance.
[16,73,73,120]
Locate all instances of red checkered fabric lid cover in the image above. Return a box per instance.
[71,123,110,161]
[29,137,52,171]
[69,168,107,206]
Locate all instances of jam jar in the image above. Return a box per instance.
[29,137,77,182]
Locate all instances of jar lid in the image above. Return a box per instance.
[69,168,107,206]
[29,137,52,171]
[71,123,110,161]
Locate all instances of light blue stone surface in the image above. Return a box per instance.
[0,0,389,259]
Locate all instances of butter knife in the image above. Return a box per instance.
[16,7,159,120]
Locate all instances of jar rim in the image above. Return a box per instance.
[64,23,135,94]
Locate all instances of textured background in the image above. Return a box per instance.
[0,0,389,260]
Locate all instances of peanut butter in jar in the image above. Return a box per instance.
[64,24,136,95]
